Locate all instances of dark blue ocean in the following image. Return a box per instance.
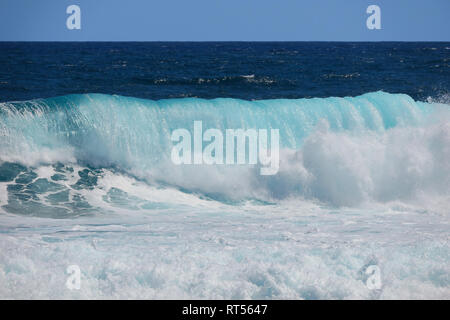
[0,42,449,299]
[0,42,448,102]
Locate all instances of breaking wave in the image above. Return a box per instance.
[0,91,449,216]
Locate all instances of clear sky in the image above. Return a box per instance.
[0,0,448,41]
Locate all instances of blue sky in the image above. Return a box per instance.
[0,0,448,41]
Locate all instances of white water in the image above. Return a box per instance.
[0,167,449,299]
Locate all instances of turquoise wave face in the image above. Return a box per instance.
[0,91,448,213]
[0,91,433,168]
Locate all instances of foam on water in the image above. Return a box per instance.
[0,197,448,299]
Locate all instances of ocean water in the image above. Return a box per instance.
[0,42,449,299]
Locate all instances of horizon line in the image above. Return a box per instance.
[1,40,449,43]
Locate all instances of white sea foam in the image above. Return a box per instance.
[0,198,448,299]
